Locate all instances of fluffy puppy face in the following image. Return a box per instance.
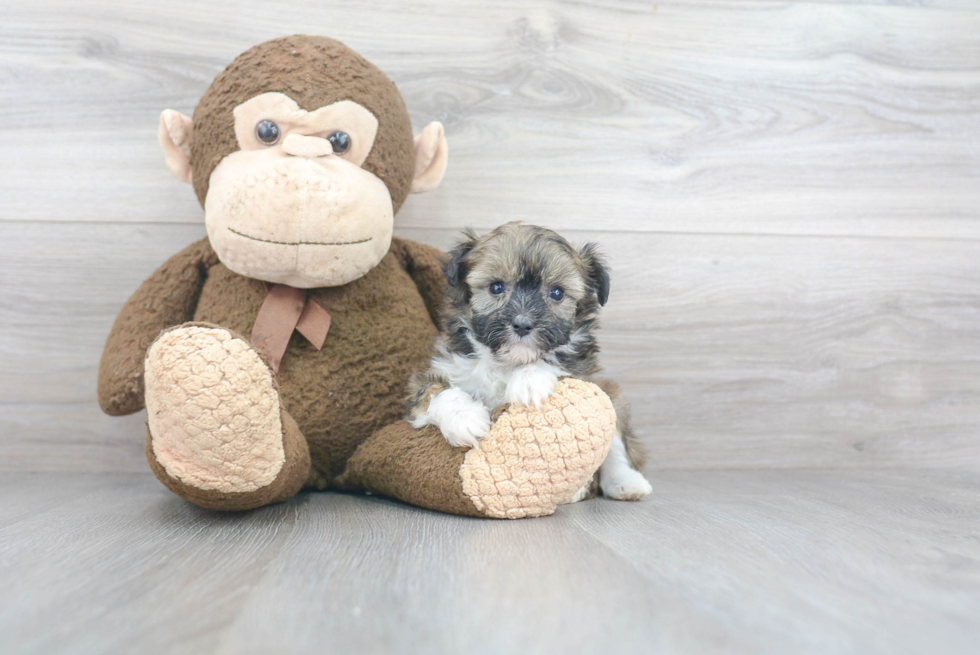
[443,223,610,369]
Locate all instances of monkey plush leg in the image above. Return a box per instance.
[143,324,310,511]
[337,378,616,519]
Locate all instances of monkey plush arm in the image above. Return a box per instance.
[389,237,447,326]
[98,237,219,416]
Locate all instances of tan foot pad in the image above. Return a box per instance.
[460,378,617,519]
[144,325,285,493]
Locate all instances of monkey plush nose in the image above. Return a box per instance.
[511,316,535,337]
[282,133,335,159]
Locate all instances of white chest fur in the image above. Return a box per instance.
[430,342,566,411]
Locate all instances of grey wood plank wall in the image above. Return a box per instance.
[1,0,978,472]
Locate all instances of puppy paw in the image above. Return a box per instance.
[427,388,491,449]
[601,468,653,501]
[505,365,559,407]
[441,408,491,449]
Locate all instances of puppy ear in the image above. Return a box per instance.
[579,243,610,306]
[445,228,479,288]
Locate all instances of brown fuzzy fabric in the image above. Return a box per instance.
[389,238,447,324]
[336,421,486,517]
[190,35,416,213]
[98,239,219,416]
[99,236,445,487]
[338,378,618,519]
[146,408,311,511]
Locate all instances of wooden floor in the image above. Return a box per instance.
[0,470,977,655]
[1,0,979,652]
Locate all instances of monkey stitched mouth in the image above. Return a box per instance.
[228,227,372,247]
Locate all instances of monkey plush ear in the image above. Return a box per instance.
[579,243,611,306]
[158,109,194,184]
[410,121,449,194]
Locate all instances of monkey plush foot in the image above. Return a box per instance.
[458,378,616,518]
[338,378,616,519]
[143,324,310,510]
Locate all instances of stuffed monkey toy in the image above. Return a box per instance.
[98,35,616,519]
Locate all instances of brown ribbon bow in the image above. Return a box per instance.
[251,284,332,373]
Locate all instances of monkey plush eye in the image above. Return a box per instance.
[327,131,351,154]
[255,120,281,145]
[489,281,505,296]
[549,287,565,302]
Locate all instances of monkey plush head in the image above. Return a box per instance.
[158,35,448,288]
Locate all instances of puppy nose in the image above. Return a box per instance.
[282,133,335,159]
[511,316,535,337]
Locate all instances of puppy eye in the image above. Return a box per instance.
[255,120,281,145]
[549,287,565,302]
[327,131,351,154]
[489,281,505,296]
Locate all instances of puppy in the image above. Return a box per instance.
[406,223,652,502]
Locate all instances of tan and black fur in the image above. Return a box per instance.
[407,222,646,499]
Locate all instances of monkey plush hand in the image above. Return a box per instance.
[97,35,616,518]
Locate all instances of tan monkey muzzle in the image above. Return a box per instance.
[204,151,393,289]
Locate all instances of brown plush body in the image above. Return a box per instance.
[100,236,442,485]
[97,35,618,518]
